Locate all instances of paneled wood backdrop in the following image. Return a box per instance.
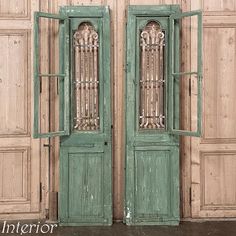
[0,0,235,221]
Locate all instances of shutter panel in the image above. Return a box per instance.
[34,12,70,138]
[169,10,202,137]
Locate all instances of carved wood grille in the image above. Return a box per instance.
[73,23,99,131]
[139,21,165,129]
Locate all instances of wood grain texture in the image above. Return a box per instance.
[134,150,171,217]
[200,152,236,209]
[0,0,30,19]
[68,153,103,218]
[112,0,125,221]
[203,0,236,12]
[0,0,41,220]
[191,0,236,219]
[0,149,28,201]
[0,31,29,136]
[0,148,31,213]
[203,27,236,142]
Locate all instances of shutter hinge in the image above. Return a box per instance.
[40,77,42,93]
[189,78,191,96]
[45,209,49,219]
[40,182,42,202]
[189,187,192,205]
[125,10,127,23]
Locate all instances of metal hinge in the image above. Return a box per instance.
[40,182,42,202]
[189,187,192,205]
[189,78,191,96]
[45,209,49,219]
[40,78,42,93]
[125,10,127,24]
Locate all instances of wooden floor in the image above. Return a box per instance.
[1,221,236,236]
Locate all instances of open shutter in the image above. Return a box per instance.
[169,10,202,137]
[34,12,70,138]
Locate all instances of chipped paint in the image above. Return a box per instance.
[126,207,131,219]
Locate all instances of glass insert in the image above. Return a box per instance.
[73,22,99,131]
[139,21,165,129]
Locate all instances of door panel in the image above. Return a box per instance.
[68,153,103,218]
[59,6,112,226]
[60,148,106,221]
[134,148,179,220]
[125,5,181,225]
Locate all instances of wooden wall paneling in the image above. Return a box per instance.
[179,0,192,218]
[23,0,40,215]
[191,0,236,218]
[200,151,236,209]
[191,0,203,219]
[48,0,70,221]
[112,0,126,221]
[0,149,28,202]
[202,26,236,143]
[0,0,30,19]
[0,0,41,220]
[0,147,33,213]
[203,0,236,13]
[38,0,51,220]
[163,0,180,4]
[0,30,29,136]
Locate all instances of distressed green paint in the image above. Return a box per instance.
[133,147,179,225]
[68,153,103,218]
[125,5,181,226]
[33,12,70,138]
[59,6,112,226]
[125,5,202,225]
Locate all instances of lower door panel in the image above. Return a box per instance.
[126,145,179,225]
[59,146,112,226]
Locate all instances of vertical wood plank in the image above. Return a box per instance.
[38,0,50,217]
[112,0,127,220]
[30,0,41,214]
[180,0,191,218]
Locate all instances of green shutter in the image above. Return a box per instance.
[169,10,202,137]
[33,12,70,138]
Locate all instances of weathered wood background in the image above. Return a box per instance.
[0,0,236,220]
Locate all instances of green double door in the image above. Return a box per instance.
[34,5,202,226]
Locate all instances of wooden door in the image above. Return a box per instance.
[59,6,112,226]
[0,0,42,220]
[125,5,202,225]
[34,6,112,225]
